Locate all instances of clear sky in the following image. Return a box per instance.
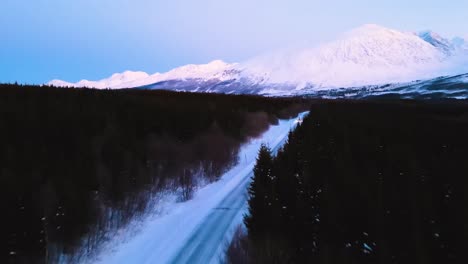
[1,0,467,84]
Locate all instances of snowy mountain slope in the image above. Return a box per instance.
[138,72,468,99]
[47,24,468,97]
[293,73,468,99]
[418,30,454,55]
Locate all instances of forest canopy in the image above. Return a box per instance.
[237,100,468,264]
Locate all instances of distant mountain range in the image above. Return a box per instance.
[48,24,468,99]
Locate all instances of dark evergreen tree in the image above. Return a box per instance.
[245,144,274,239]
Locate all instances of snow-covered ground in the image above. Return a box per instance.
[92,112,308,264]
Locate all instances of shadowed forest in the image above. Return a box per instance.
[228,100,468,264]
[0,84,306,264]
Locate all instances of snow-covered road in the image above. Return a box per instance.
[170,170,251,264]
[94,112,308,264]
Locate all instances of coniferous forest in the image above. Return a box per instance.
[232,100,468,264]
[2,83,468,264]
[0,84,306,264]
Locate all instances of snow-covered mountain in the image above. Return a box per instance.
[47,24,468,98]
[242,24,452,88]
[48,71,150,89]
[48,60,238,89]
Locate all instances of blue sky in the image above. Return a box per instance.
[1,0,467,84]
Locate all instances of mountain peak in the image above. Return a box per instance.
[345,24,398,37]
[243,24,446,88]
[109,71,149,81]
[351,23,391,32]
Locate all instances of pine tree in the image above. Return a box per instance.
[245,144,273,239]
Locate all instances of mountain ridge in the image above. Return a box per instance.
[47,24,468,96]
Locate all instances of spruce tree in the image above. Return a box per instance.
[245,144,273,239]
